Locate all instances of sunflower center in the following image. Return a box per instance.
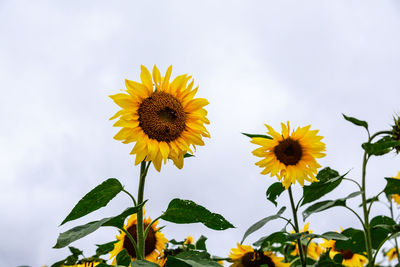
[339,249,354,260]
[274,138,303,166]
[241,252,275,267]
[138,92,186,142]
[123,223,157,258]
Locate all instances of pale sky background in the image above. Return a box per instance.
[1,1,400,266]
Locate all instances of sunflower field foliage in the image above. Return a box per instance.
[46,66,400,267]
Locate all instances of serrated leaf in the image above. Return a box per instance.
[131,260,160,267]
[61,178,123,225]
[242,133,272,139]
[116,249,131,266]
[302,191,362,220]
[362,136,400,156]
[342,114,368,131]
[302,168,346,206]
[241,207,286,244]
[161,199,234,231]
[266,182,285,206]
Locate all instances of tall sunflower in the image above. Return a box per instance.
[110,65,210,171]
[391,172,400,204]
[251,121,326,189]
[109,210,168,264]
[229,243,289,267]
[322,239,367,267]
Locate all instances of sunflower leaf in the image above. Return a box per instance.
[167,251,222,267]
[362,136,400,156]
[241,133,272,139]
[266,182,285,206]
[342,114,369,131]
[116,249,131,266]
[195,235,208,251]
[102,201,146,228]
[334,228,366,254]
[61,178,124,225]
[161,199,235,231]
[184,153,194,158]
[131,260,160,266]
[301,168,347,206]
[253,231,287,248]
[304,232,349,241]
[302,191,362,220]
[384,178,400,197]
[241,207,286,244]
[96,241,119,256]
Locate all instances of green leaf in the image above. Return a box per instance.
[302,191,362,220]
[195,235,207,251]
[384,178,400,197]
[161,199,234,231]
[68,246,83,257]
[286,231,309,241]
[167,251,222,267]
[266,182,285,206]
[61,178,123,225]
[116,249,131,266]
[253,231,287,248]
[304,232,349,241]
[370,216,396,249]
[315,250,344,267]
[302,168,346,206]
[342,114,368,131]
[54,203,144,248]
[242,133,272,139]
[241,207,286,244]
[96,241,118,256]
[50,260,66,267]
[131,260,160,267]
[184,153,194,158]
[334,228,365,254]
[333,253,344,264]
[362,136,400,156]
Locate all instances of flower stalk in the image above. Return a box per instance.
[288,186,306,267]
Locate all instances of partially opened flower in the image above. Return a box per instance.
[229,243,289,267]
[110,65,210,171]
[251,121,326,189]
[109,209,168,264]
[391,172,400,204]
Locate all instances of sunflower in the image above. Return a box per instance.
[109,209,168,264]
[229,243,289,267]
[386,247,399,261]
[110,65,210,171]
[290,223,323,260]
[251,121,326,189]
[184,236,195,245]
[63,260,102,267]
[392,172,400,204]
[322,239,367,267]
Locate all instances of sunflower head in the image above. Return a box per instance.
[323,240,367,267]
[109,210,168,264]
[391,115,400,153]
[251,122,326,189]
[229,243,289,267]
[110,65,210,171]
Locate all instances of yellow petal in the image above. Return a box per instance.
[162,65,173,91]
[159,141,170,160]
[184,98,209,112]
[147,139,159,160]
[125,79,150,99]
[140,65,153,93]
[152,152,162,172]
[152,65,161,90]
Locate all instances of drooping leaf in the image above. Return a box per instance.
[195,235,207,251]
[242,133,272,139]
[362,136,400,156]
[241,207,286,244]
[61,178,123,225]
[102,202,146,228]
[304,232,349,241]
[302,168,346,206]
[131,260,161,267]
[167,251,222,267]
[116,249,131,266]
[253,231,287,247]
[302,191,362,220]
[384,178,400,197]
[96,241,119,256]
[161,199,234,231]
[266,182,285,206]
[334,228,365,254]
[342,114,368,131]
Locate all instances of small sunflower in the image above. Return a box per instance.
[251,121,326,189]
[229,243,289,267]
[109,209,168,264]
[290,223,323,260]
[392,172,400,204]
[322,240,367,267]
[386,247,399,261]
[110,65,210,171]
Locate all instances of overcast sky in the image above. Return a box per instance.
[1,1,400,266]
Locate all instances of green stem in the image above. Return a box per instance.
[288,186,306,267]
[122,188,137,206]
[120,227,138,257]
[278,216,296,230]
[390,200,400,265]
[144,215,162,241]
[136,161,151,260]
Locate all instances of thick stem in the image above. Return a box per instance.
[288,186,306,267]
[136,161,151,260]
